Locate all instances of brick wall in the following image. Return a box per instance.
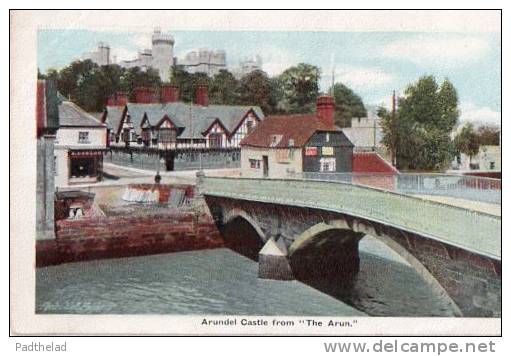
[36,211,224,267]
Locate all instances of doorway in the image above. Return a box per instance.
[262,155,269,177]
[165,153,175,171]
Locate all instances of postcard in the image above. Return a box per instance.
[10,9,501,336]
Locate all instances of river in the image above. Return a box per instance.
[36,236,455,317]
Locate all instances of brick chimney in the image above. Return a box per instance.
[316,96,335,128]
[107,95,116,106]
[194,84,209,106]
[160,84,179,103]
[133,87,157,104]
[116,91,128,106]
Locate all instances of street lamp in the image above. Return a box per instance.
[154,128,161,184]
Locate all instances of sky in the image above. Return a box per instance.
[38,29,501,126]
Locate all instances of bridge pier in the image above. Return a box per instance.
[258,237,294,280]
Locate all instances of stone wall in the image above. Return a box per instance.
[206,196,501,317]
[106,148,241,171]
[36,211,223,267]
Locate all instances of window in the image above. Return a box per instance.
[320,157,336,172]
[78,131,90,143]
[246,120,253,134]
[159,128,175,143]
[490,162,495,170]
[122,128,131,142]
[141,128,151,146]
[209,133,222,148]
[249,159,261,169]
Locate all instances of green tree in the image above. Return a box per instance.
[170,67,210,102]
[57,59,98,100]
[477,125,500,146]
[238,70,273,114]
[329,83,367,127]
[454,123,481,164]
[379,75,459,170]
[277,63,320,114]
[120,66,161,101]
[209,70,239,105]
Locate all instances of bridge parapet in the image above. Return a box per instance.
[200,177,501,261]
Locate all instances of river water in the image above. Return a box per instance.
[36,236,455,317]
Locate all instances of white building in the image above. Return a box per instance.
[234,55,263,79]
[54,97,107,187]
[179,49,227,76]
[342,107,384,151]
[118,28,175,82]
[81,42,111,66]
[452,145,501,172]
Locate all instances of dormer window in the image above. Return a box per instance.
[270,134,283,147]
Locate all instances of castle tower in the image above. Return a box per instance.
[151,27,174,82]
[97,42,110,66]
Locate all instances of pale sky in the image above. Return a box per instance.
[38,29,501,126]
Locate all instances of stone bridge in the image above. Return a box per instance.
[198,176,501,317]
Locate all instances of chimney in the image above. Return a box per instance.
[316,96,335,128]
[160,84,179,103]
[194,84,209,107]
[107,95,116,106]
[133,87,157,104]
[116,91,128,106]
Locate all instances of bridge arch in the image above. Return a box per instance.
[221,209,266,261]
[288,219,463,316]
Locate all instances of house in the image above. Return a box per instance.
[36,80,59,240]
[54,96,108,186]
[240,96,354,178]
[102,84,264,150]
[342,107,383,150]
[452,145,501,172]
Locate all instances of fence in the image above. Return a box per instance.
[289,172,501,205]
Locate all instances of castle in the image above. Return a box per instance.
[117,27,175,82]
[81,28,263,81]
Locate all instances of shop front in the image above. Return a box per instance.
[68,150,105,184]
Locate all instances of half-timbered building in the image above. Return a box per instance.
[99,84,264,171]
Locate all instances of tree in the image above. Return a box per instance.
[277,63,320,114]
[330,83,367,127]
[379,75,459,171]
[170,67,210,102]
[477,125,500,146]
[454,123,481,164]
[120,66,161,102]
[209,69,239,105]
[238,70,273,114]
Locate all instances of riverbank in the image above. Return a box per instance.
[37,180,224,267]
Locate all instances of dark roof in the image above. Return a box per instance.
[103,106,125,131]
[58,101,106,128]
[352,152,398,174]
[240,114,338,148]
[104,103,264,139]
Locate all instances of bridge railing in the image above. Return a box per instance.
[288,172,501,205]
[199,176,501,260]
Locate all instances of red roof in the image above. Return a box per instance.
[353,152,398,174]
[240,114,337,148]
